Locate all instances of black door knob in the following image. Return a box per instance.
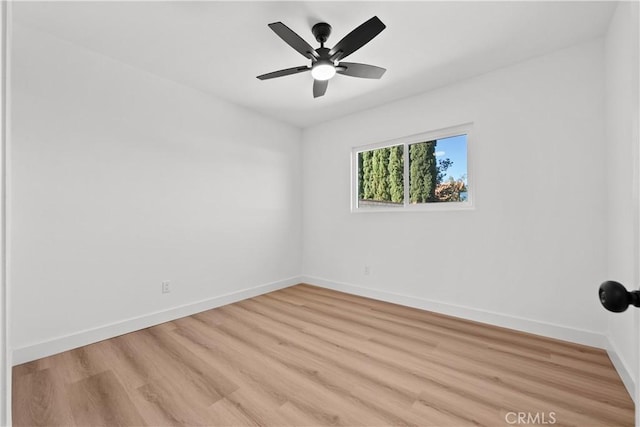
[599,281,640,312]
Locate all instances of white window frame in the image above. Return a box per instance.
[351,123,474,213]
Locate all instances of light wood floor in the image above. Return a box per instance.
[13,284,634,426]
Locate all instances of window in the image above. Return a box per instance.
[352,124,472,211]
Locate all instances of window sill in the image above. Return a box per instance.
[351,201,475,213]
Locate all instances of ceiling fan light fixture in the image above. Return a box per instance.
[311,60,336,81]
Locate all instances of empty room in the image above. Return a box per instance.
[0,0,639,425]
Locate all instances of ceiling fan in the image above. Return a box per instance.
[257,16,387,98]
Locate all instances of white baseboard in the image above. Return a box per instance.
[13,275,620,388]
[301,275,606,349]
[606,337,636,403]
[12,276,301,365]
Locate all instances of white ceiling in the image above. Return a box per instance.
[13,1,616,128]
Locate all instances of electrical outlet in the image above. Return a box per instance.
[162,281,171,294]
[364,265,370,276]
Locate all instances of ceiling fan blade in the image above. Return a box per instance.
[268,22,319,60]
[337,62,386,79]
[329,16,386,61]
[257,66,310,80]
[313,79,328,98]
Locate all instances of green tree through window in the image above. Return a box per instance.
[388,145,404,203]
[356,133,467,208]
[409,141,437,203]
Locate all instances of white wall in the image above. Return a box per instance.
[604,1,640,400]
[302,39,608,346]
[0,1,7,424]
[9,24,302,360]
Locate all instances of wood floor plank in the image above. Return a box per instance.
[13,284,634,426]
[12,368,74,426]
[66,370,146,426]
[295,284,610,365]
[12,357,52,379]
[206,396,261,426]
[48,342,110,385]
[133,376,213,426]
[93,334,156,390]
[214,305,423,426]
[300,316,628,426]
[233,297,429,397]
[276,401,328,427]
[177,316,390,426]
[130,329,234,408]
[169,318,294,409]
[434,340,631,409]
[144,327,239,398]
[289,285,599,366]
[218,388,292,426]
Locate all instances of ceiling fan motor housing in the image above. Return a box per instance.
[312,22,332,45]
